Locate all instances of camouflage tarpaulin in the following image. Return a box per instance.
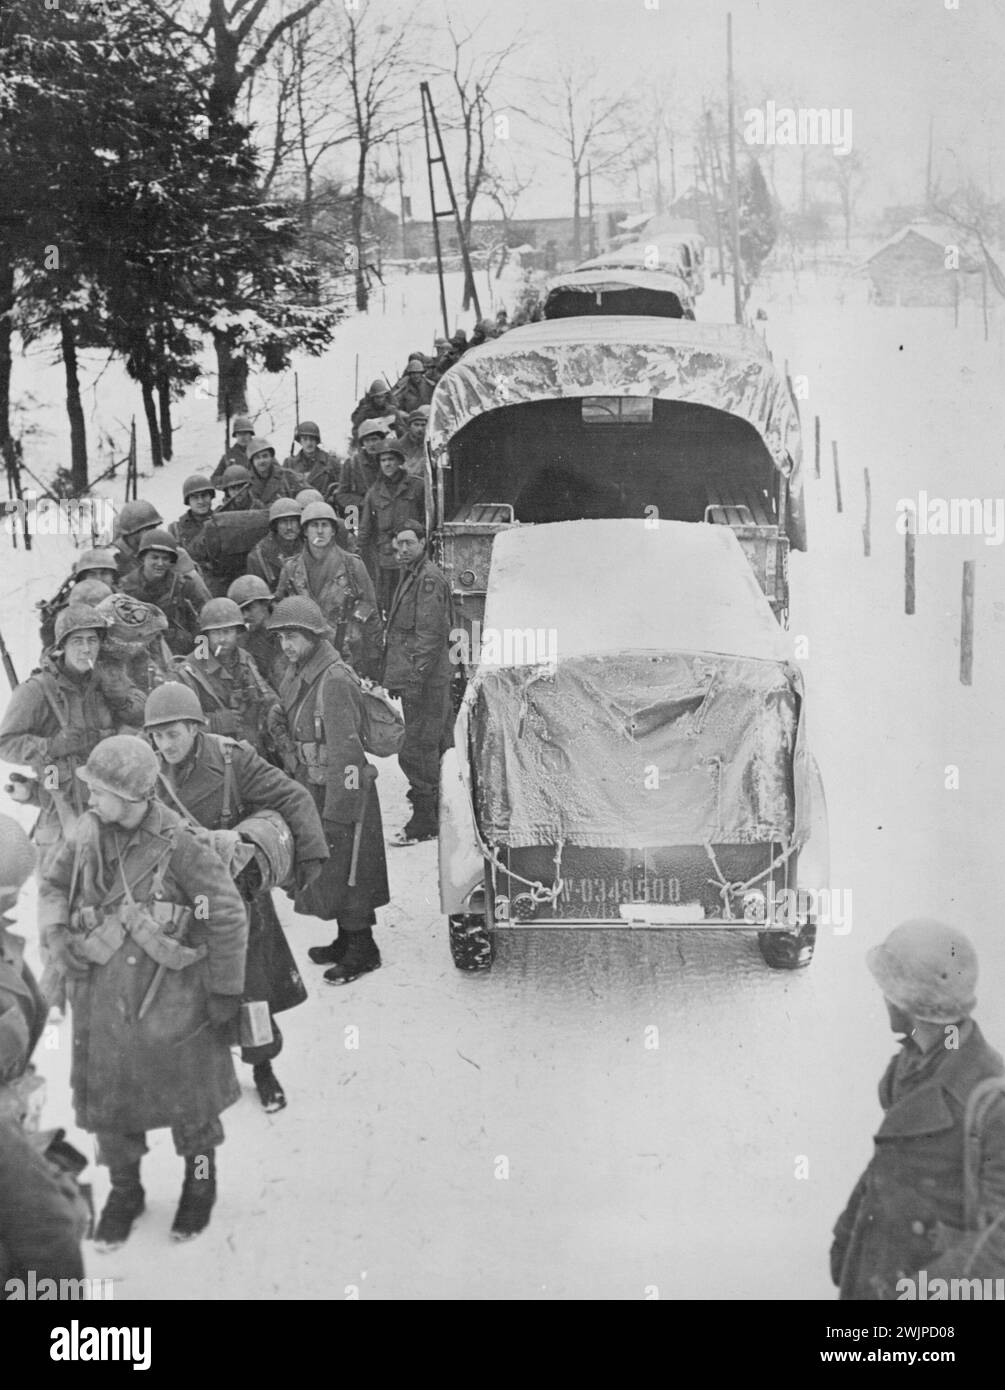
[428,319,806,550]
[466,651,805,850]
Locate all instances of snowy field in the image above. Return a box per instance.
[3,263,1005,1299]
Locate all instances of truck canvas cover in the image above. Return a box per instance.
[428,318,806,549]
[461,521,810,850]
[543,267,693,312]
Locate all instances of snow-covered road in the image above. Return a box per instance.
[5,263,1004,1299]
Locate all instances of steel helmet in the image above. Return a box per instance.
[70,578,113,607]
[269,496,303,525]
[300,501,338,527]
[136,528,179,559]
[54,603,107,645]
[183,473,216,502]
[294,489,324,507]
[0,813,37,892]
[199,597,245,631]
[236,809,295,892]
[368,378,389,397]
[867,918,979,1024]
[246,437,276,463]
[220,464,252,489]
[228,575,274,609]
[76,735,159,801]
[266,596,328,635]
[231,416,255,436]
[115,499,163,538]
[375,438,406,462]
[295,420,321,440]
[73,546,118,578]
[97,592,168,644]
[144,682,206,729]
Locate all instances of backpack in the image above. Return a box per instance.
[356,677,405,757]
[315,664,405,758]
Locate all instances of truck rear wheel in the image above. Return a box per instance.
[757,922,816,970]
[448,913,495,972]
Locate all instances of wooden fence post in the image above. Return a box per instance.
[960,560,975,685]
[905,512,916,615]
[814,416,821,479]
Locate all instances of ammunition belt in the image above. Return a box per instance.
[69,900,204,970]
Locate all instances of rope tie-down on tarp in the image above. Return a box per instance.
[703,840,798,920]
[485,838,567,911]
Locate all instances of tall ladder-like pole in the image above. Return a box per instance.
[420,81,482,337]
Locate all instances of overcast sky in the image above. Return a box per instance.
[383,0,1005,222]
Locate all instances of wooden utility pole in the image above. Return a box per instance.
[420,82,481,334]
[396,134,407,260]
[587,163,596,258]
[726,14,743,323]
[925,115,933,209]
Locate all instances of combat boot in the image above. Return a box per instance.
[308,935,345,965]
[253,1062,287,1113]
[171,1151,217,1242]
[323,929,381,986]
[93,1165,145,1253]
[390,793,438,847]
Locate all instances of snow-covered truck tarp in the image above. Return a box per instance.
[459,520,812,851]
[427,318,806,550]
[467,652,802,850]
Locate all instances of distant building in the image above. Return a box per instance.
[859,224,993,307]
[405,206,637,264]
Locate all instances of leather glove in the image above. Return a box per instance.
[48,729,90,758]
[207,993,242,1039]
[294,858,326,892]
[208,710,239,736]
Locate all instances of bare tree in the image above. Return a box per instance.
[484,161,533,279]
[527,65,633,261]
[931,182,1005,298]
[435,13,525,308]
[331,3,425,311]
[826,150,866,250]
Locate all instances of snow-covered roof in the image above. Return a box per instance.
[616,212,655,233]
[859,223,983,272]
[482,519,790,664]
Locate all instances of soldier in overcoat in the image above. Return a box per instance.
[267,597,389,986]
[832,920,1005,1299]
[0,815,88,1293]
[144,683,327,1113]
[38,736,249,1249]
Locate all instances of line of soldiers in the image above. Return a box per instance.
[1,496,455,1260]
[0,342,473,1267]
